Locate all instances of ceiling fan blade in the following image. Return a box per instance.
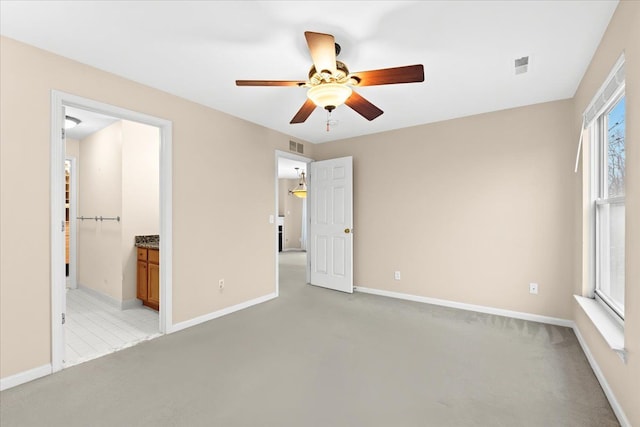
[290,98,317,124]
[351,64,424,86]
[236,80,305,87]
[345,91,383,121]
[304,31,337,76]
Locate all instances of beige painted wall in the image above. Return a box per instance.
[65,137,80,159]
[278,179,287,216]
[0,36,310,378]
[572,1,640,424]
[280,178,304,250]
[76,119,159,302]
[77,121,124,300]
[315,99,576,320]
[121,120,160,301]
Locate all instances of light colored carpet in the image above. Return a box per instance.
[0,252,618,426]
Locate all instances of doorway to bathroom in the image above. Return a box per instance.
[63,106,162,367]
[51,91,173,372]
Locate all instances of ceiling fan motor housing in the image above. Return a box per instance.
[308,60,350,86]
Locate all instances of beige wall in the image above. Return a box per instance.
[121,120,160,301]
[278,179,287,216]
[572,1,640,424]
[77,121,124,300]
[65,137,80,159]
[315,99,576,320]
[77,119,159,303]
[0,36,308,378]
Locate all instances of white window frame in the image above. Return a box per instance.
[590,83,625,322]
[574,54,626,362]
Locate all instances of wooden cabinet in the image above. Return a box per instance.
[136,247,159,311]
[148,262,160,308]
[137,260,148,301]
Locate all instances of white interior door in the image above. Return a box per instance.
[309,156,353,293]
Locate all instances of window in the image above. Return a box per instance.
[590,76,625,320]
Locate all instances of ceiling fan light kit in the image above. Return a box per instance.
[307,83,352,111]
[236,31,425,128]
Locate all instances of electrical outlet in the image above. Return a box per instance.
[219,279,225,290]
[394,271,401,280]
[529,283,538,294]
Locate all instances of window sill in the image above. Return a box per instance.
[574,295,626,363]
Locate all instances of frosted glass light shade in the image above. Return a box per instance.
[307,83,352,108]
[291,189,307,199]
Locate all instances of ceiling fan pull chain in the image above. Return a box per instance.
[326,110,331,132]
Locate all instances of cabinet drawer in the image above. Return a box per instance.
[137,248,148,261]
[148,249,159,264]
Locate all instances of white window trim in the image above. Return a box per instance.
[575,54,626,363]
[575,296,626,362]
[593,89,625,320]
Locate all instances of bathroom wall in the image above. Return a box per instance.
[121,120,160,302]
[66,138,80,159]
[77,120,159,304]
[77,121,124,300]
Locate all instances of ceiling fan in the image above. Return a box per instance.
[236,31,425,124]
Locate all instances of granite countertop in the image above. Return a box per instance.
[135,235,159,250]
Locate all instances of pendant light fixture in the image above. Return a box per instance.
[288,168,307,199]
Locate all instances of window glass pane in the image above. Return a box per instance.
[606,96,625,198]
[597,202,625,314]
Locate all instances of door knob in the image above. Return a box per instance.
[344,228,351,234]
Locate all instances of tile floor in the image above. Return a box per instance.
[64,288,161,367]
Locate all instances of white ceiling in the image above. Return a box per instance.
[0,1,618,144]
[65,106,119,140]
[278,158,307,180]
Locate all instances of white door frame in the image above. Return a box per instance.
[51,90,173,372]
[274,150,312,296]
[65,156,78,289]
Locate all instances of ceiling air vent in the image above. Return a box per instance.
[515,56,529,75]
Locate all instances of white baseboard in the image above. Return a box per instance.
[0,364,52,391]
[169,292,277,333]
[354,286,573,327]
[355,285,629,426]
[573,325,630,427]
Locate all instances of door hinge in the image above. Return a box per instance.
[62,221,65,232]
[62,313,66,325]
[62,128,65,139]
